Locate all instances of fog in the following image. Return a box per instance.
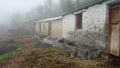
[0,0,94,37]
[0,0,45,25]
[0,0,60,36]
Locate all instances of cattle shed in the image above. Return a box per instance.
[35,0,120,57]
[35,16,76,38]
[35,16,62,37]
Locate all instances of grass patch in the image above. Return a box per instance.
[31,44,36,49]
[0,41,21,63]
[43,47,58,51]
[13,42,21,52]
[0,53,12,63]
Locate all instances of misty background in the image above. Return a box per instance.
[0,0,97,37]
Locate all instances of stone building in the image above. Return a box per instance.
[35,0,120,57]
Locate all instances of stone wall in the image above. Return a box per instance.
[65,0,116,48]
[82,3,107,34]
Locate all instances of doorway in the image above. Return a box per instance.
[108,2,120,56]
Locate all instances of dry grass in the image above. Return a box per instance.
[0,47,118,68]
[0,37,119,68]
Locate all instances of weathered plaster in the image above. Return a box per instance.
[63,14,76,38]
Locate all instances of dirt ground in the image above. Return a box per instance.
[0,40,16,55]
[0,37,119,68]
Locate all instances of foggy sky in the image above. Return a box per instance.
[0,0,45,25]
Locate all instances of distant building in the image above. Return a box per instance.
[35,16,75,38]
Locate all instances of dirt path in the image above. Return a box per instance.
[0,37,37,67]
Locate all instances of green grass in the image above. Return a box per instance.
[43,47,58,51]
[0,53,12,62]
[13,42,21,52]
[0,41,21,63]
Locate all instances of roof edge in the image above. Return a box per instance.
[36,16,62,23]
[62,0,104,16]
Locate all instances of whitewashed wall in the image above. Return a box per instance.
[62,0,115,36]
[63,14,76,38]
[81,0,115,34]
[62,0,116,48]
[83,4,106,33]
[39,19,63,37]
[35,23,40,33]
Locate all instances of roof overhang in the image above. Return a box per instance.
[62,0,104,16]
[36,16,62,23]
[73,9,87,15]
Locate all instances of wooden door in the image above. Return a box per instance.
[110,24,120,56]
[110,3,120,56]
